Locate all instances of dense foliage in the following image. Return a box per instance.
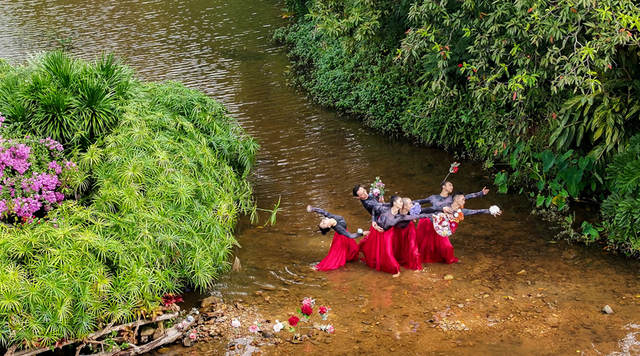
[601,134,640,253]
[0,53,257,348]
[277,0,640,253]
[0,51,134,149]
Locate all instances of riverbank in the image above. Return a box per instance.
[170,237,640,356]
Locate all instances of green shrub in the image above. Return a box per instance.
[0,55,257,349]
[601,134,640,254]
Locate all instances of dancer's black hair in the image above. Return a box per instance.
[352,185,363,196]
[389,195,401,205]
[319,226,331,235]
[441,181,450,188]
[452,191,465,200]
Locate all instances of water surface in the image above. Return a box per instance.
[1,1,639,355]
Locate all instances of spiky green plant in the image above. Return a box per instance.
[0,51,137,149]
[0,54,258,350]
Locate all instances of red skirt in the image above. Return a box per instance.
[358,227,400,274]
[315,231,360,271]
[416,218,458,264]
[393,224,422,270]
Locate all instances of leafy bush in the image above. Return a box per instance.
[601,135,640,253]
[0,56,257,349]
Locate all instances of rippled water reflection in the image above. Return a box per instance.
[1,0,639,355]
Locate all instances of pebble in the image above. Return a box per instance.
[157,348,170,354]
[444,275,454,280]
[602,305,614,314]
[324,338,333,344]
[516,270,527,275]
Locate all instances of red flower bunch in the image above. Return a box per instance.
[288,315,300,326]
[161,294,184,306]
[319,306,328,315]
[458,63,463,68]
[301,305,313,316]
[450,221,458,233]
[452,166,459,173]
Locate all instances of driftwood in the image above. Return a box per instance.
[8,312,180,356]
[81,318,195,356]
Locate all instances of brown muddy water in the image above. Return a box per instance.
[1,0,640,355]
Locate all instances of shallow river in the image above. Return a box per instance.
[1,0,639,355]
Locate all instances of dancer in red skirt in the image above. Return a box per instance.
[392,198,423,271]
[359,196,430,277]
[307,205,369,271]
[417,192,501,264]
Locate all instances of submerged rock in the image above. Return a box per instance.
[602,305,614,314]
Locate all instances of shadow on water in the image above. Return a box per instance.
[1,0,640,355]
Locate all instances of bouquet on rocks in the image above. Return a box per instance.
[286,297,334,342]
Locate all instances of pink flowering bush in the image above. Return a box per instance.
[0,114,78,222]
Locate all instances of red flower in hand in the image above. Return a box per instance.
[319,306,328,314]
[301,305,313,316]
[289,315,300,326]
[452,166,459,173]
[450,221,458,233]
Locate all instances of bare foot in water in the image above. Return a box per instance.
[392,271,401,278]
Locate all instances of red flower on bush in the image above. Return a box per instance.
[301,305,313,316]
[162,294,184,306]
[319,306,328,314]
[289,315,300,326]
[458,64,463,67]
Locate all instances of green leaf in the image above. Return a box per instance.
[540,150,555,172]
[536,195,545,206]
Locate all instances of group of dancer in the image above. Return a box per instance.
[306,180,502,276]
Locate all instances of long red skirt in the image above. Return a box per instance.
[358,227,400,274]
[315,231,360,271]
[416,218,459,264]
[393,224,422,270]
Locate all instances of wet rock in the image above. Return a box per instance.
[471,279,482,285]
[255,291,263,296]
[152,325,164,340]
[157,348,170,354]
[324,338,333,344]
[444,275,454,280]
[261,331,274,338]
[602,305,613,314]
[201,296,219,310]
[256,283,276,291]
[516,270,527,275]
[182,337,193,347]
[562,249,578,260]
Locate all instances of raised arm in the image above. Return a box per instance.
[465,187,490,200]
[307,206,338,219]
[461,208,490,216]
[414,195,437,206]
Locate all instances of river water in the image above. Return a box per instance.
[1,0,639,355]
